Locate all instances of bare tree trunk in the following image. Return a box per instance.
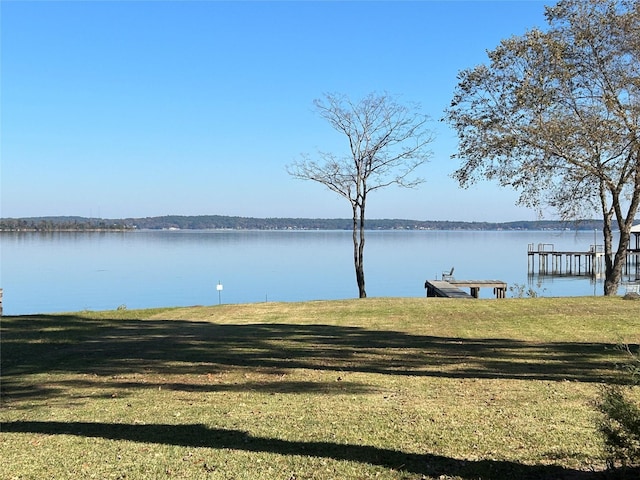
[357,208,366,298]
[600,180,623,296]
[605,238,628,296]
[355,257,366,298]
[602,206,616,295]
[352,203,367,298]
[602,211,638,296]
[351,198,367,298]
[602,166,640,295]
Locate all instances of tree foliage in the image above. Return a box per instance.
[288,92,434,298]
[444,0,640,295]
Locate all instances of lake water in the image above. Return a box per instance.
[0,229,625,315]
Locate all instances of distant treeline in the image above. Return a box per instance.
[0,215,609,232]
[0,217,133,232]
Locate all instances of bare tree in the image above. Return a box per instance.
[444,0,640,295]
[288,92,434,298]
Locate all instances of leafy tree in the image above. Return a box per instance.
[288,92,434,298]
[444,0,640,295]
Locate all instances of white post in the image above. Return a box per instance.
[216,281,223,305]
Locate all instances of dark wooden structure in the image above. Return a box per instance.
[527,243,605,275]
[528,225,640,278]
[425,279,507,299]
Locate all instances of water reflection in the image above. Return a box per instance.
[0,229,633,314]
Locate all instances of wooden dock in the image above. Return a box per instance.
[527,243,606,275]
[425,280,507,299]
[527,229,640,279]
[527,243,640,277]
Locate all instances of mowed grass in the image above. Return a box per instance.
[1,297,639,479]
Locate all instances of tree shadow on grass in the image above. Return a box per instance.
[2,314,635,478]
[2,314,632,390]
[0,378,375,407]
[2,420,624,479]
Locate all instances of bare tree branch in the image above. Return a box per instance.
[287,92,434,298]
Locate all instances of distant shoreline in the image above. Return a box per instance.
[0,215,613,232]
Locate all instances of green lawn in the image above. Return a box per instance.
[1,297,639,479]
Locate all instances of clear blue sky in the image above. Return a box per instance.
[1,0,550,222]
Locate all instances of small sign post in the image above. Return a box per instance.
[216,281,223,305]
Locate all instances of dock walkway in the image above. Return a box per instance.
[425,280,507,299]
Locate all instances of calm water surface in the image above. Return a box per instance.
[0,229,619,315]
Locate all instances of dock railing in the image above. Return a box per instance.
[528,243,555,252]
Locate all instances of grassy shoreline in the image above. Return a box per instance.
[2,297,639,479]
